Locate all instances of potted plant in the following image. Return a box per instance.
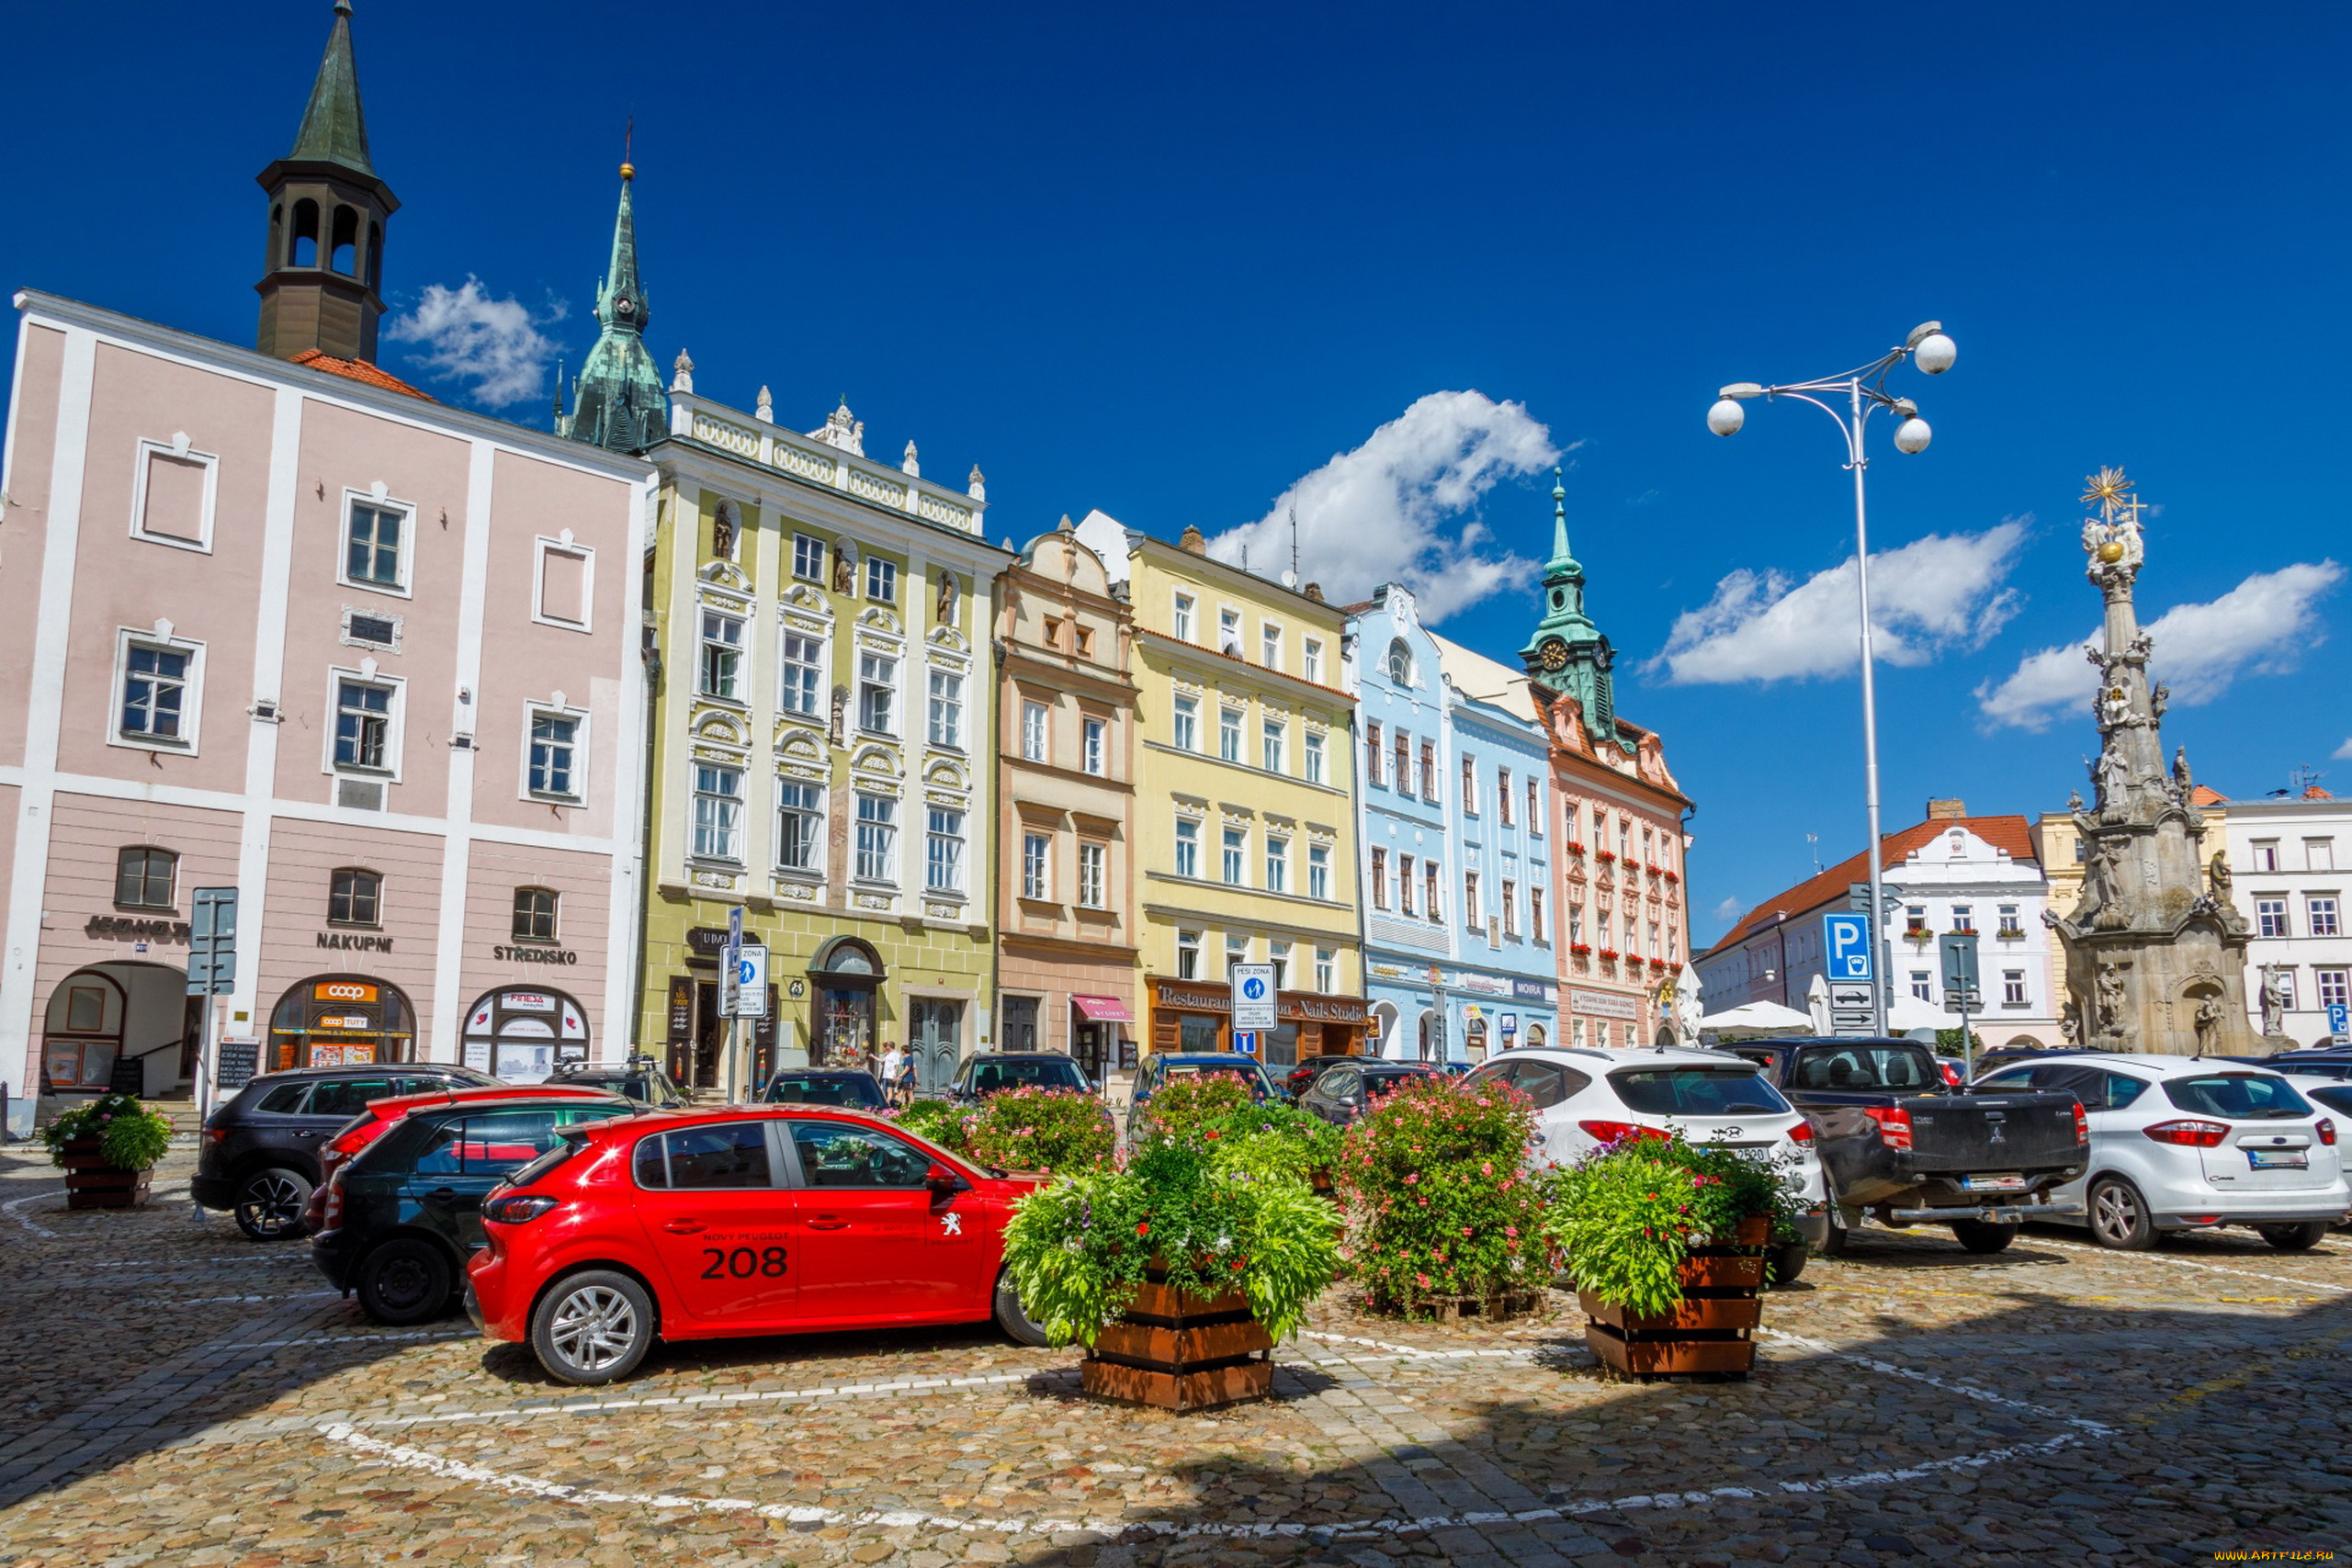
[1196,1101,1344,1194]
[41,1091,173,1209]
[1132,1072,1254,1143]
[1565,840,1588,857]
[958,1086,1114,1177]
[1336,1074,1551,1320]
[889,1098,970,1150]
[1595,849,1617,864]
[1001,1138,1340,1410]
[1542,1133,1805,1379]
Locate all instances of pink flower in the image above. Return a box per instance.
[1479,1162,1493,1176]
[1404,1172,1419,1185]
[1416,1272,1432,1290]
[1504,1225,1519,1238]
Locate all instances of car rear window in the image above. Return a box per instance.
[2161,1075,2312,1120]
[1791,1047,1934,1091]
[2306,1084,2352,1119]
[413,1109,565,1176]
[307,1077,400,1118]
[769,1074,885,1108]
[254,1081,311,1113]
[1610,1068,1790,1117]
[967,1058,1087,1094]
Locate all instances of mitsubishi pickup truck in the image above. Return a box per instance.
[1724,1037,2088,1255]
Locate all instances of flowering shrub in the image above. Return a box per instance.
[1595,849,1617,863]
[960,1086,1114,1174]
[42,1091,172,1172]
[1541,1134,1807,1316]
[1596,948,1620,963]
[1135,1072,1254,1143]
[888,1098,967,1151]
[1194,1100,1344,1187]
[1001,1138,1340,1346]
[1335,1074,1549,1315]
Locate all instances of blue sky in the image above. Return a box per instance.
[6,2,2346,946]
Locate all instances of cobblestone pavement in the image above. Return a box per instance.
[4,1145,2349,1565]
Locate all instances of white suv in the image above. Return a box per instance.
[1973,1054,2350,1250]
[1462,1046,1827,1233]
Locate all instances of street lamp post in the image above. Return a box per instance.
[1707,322,1957,1038]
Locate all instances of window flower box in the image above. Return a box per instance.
[1996,926,2026,941]
[1565,840,1588,857]
[1596,949,1621,963]
[1569,943,1592,957]
[1661,870,1679,884]
[1595,850,1617,864]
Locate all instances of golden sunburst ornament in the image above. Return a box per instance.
[2081,467,2134,512]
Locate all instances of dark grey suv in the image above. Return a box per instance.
[194,1063,498,1239]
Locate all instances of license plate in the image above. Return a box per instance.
[1962,1174,2028,1191]
[2248,1149,2310,1169]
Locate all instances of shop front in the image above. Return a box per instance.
[462,987,590,1083]
[268,976,415,1071]
[1144,976,1367,1068]
[1069,993,1134,1088]
[1363,962,1555,1066]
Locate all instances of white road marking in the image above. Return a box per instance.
[2034,1235,2352,1295]
[3,1188,64,1237]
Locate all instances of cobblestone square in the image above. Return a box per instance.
[4,1146,2348,1565]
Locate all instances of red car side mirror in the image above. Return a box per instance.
[925,1161,963,1202]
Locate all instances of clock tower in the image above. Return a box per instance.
[1518,468,1615,734]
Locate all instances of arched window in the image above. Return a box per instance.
[1385,637,1415,687]
[328,867,381,927]
[512,886,560,943]
[366,221,383,288]
[1524,1023,1547,1048]
[289,198,320,267]
[329,205,359,275]
[114,846,178,910]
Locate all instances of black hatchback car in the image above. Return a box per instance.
[311,1094,637,1324]
[947,1052,1092,1102]
[195,1063,499,1240]
[1294,1059,1441,1126]
[763,1068,888,1110]
[545,1060,694,1107]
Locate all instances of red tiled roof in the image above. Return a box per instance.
[2191,784,2228,807]
[1703,814,2040,959]
[287,348,435,401]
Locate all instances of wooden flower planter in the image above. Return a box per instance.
[1583,1214,1770,1380]
[57,1137,154,1210]
[1081,1264,1274,1412]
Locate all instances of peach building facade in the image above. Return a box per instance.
[0,292,653,1130]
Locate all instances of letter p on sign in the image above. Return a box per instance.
[1823,912,1873,982]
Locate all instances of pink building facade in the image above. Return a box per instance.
[0,292,653,1129]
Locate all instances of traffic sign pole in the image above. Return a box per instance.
[187,887,239,1220]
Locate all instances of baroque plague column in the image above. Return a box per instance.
[2049,469,2258,1055]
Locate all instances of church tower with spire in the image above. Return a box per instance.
[1518,468,1616,736]
[558,157,669,455]
[255,1,399,364]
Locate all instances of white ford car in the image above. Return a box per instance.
[1462,1045,1828,1237]
[1973,1054,2350,1250]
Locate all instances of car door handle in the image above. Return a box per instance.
[294,1130,323,1139]
[424,1186,458,1207]
[662,1219,707,1235]
[806,1217,851,1231]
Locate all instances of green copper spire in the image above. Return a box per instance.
[1519,467,1617,733]
[288,1,375,176]
[561,161,669,455]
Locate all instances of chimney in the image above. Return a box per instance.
[1179,525,1207,555]
[1926,798,1967,820]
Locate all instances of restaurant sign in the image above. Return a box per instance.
[1569,987,1642,1021]
[1148,979,1369,1025]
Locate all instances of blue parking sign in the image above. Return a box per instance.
[2331,1002,2349,1038]
[1824,912,1874,982]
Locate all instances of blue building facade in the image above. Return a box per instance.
[1345,585,1557,1063]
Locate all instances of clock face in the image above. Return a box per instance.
[1538,637,1569,672]
[616,297,636,317]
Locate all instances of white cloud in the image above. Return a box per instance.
[1204,391,1560,622]
[1645,521,2030,686]
[2337,737,2352,761]
[1711,895,1744,924]
[386,277,566,408]
[1975,561,2346,731]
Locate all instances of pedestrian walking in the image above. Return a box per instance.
[879,1039,907,1107]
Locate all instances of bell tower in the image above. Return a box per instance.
[1518,468,1617,735]
[255,0,399,363]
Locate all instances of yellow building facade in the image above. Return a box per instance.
[1111,525,1367,1065]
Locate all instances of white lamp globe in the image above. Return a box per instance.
[1913,332,1957,375]
[1707,398,1746,437]
[1893,416,1933,454]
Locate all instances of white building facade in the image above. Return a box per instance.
[2222,795,2349,1045]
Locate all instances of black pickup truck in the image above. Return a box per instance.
[1724,1037,2087,1254]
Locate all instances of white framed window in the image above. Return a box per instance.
[2002,969,2028,1006]
[865,555,899,604]
[1222,825,1247,886]
[2308,839,2336,873]
[112,628,202,751]
[1172,592,1196,643]
[1177,929,1204,980]
[1226,934,1250,976]
[2317,968,2349,1012]
[1175,817,1201,878]
[1527,778,1543,836]
[1078,841,1106,908]
[2256,897,2289,937]
[1304,729,1326,784]
[792,533,826,582]
[1261,622,1283,670]
[777,780,823,872]
[2312,896,2343,939]
[333,676,397,773]
[525,706,582,801]
[1568,903,1584,945]
[2253,840,2280,872]
[128,436,218,552]
[1219,705,1242,762]
[692,763,743,861]
[532,537,594,630]
[1398,854,1416,916]
[341,492,411,594]
[1464,869,1481,923]
[1370,847,1388,909]
[928,670,966,750]
[1531,886,1547,943]
[1082,717,1107,776]
[779,632,824,717]
[926,809,966,894]
[1498,768,1514,827]
[1261,717,1286,774]
[700,610,745,701]
[1308,842,1331,901]
[1265,833,1290,894]
[1314,947,1336,992]
[1269,941,1291,991]
[1302,637,1324,684]
[858,652,898,734]
[2275,970,2301,1010]
[1217,606,1241,654]
[1423,860,1442,923]
[854,793,898,882]
[1022,831,1051,900]
[1171,693,1199,751]
[1365,722,1383,785]
[1022,699,1049,762]
[1501,879,1518,938]
[1911,971,1932,1001]
[1951,904,1975,933]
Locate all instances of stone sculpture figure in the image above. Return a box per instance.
[2208,852,2233,898]
[2096,745,2131,808]
[2060,1000,2083,1045]
[2096,961,2126,1036]
[832,538,859,596]
[936,570,958,627]
[2261,969,2289,1036]
[2195,995,2223,1054]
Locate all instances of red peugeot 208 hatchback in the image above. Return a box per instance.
[468,1106,1049,1384]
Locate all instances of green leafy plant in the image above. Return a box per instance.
[960,1086,1114,1174]
[1541,1131,1808,1316]
[888,1098,968,1151]
[1335,1074,1550,1315]
[1001,1138,1340,1348]
[1134,1073,1254,1143]
[1196,1101,1343,1187]
[41,1092,173,1172]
